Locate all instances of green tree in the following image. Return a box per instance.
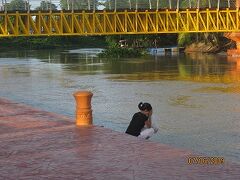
[35,1,58,10]
[102,0,171,10]
[6,0,26,11]
[180,0,230,9]
[60,0,99,10]
[104,0,150,9]
[178,33,192,46]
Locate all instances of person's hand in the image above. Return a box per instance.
[149,110,153,117]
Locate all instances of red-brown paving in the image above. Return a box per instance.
[0,98,239,180]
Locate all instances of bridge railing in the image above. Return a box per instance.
[0,0,238,12]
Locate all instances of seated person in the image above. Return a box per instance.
[126,102,158,139]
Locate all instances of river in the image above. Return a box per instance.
[0,48,239,164]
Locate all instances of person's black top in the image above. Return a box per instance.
[125,112,148,136]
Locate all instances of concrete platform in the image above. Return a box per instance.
[0,98,239,180]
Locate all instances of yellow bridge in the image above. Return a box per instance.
[1,8,240,37]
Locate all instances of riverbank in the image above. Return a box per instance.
[0,97,239,179]
[184,42,233,54]
[0,36,107,50]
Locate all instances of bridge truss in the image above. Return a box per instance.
[0,8,240,37]
[0,1,239,37]
[0,1,238,11]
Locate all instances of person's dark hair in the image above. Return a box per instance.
[138,102,152,111]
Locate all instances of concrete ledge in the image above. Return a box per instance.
[0,98,239,179]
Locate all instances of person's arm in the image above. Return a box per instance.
[145,116,152,128]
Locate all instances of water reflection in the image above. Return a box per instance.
[50,50,240,85]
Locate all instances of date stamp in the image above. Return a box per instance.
[187,156,225,165]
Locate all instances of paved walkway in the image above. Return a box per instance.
[0,98,239,180]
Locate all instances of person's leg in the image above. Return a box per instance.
[138,128,155,139]
[151,123,159,133]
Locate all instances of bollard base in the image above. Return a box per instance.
[76,109,93,126]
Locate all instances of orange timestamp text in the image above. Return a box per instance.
[187,156,224,165]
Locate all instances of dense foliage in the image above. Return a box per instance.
[35,1,58,11]
[60,0,99,10]
[98,34,177,58]
[103,0,169,9]
[5,0,26,11]
[99,47,144,58]
[0,36,107,50]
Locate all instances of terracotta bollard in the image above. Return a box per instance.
[73,91,93,125]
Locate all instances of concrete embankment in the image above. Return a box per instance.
[0,98,239,179]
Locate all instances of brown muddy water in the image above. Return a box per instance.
[0,49,239,164]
